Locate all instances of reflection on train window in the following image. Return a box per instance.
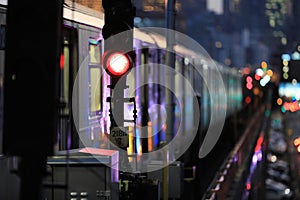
[88,39,102,118]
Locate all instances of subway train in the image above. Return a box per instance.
[1,1,243,172]
[55,1,243,166]
[0,1,245,199]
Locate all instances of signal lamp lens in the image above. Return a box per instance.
[106,52,130,76]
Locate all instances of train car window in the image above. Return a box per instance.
[88,38,102,118]
[60,40,70,115]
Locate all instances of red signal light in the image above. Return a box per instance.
[104,52,131,77]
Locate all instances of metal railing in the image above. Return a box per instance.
[202,105,268,200]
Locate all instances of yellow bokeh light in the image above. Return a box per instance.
[261,61,267,69]
[282,60,288,66]
[266,69,273,77]
[215,41,222,48]
[281,37,287,45]
[269,19,275,27]
[283,66,289,73]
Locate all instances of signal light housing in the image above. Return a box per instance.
[103,51,132,77]
[102,0,135,86]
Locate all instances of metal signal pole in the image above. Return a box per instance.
[102,0,136,171]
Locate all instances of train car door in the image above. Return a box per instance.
[57,26,79,150]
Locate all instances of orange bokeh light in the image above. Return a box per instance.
[294,138,300,146]
[277,98,283,106]
[261,61,267,69]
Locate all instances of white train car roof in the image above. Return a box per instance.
[63,1,206,62]
[0,0,239,76]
